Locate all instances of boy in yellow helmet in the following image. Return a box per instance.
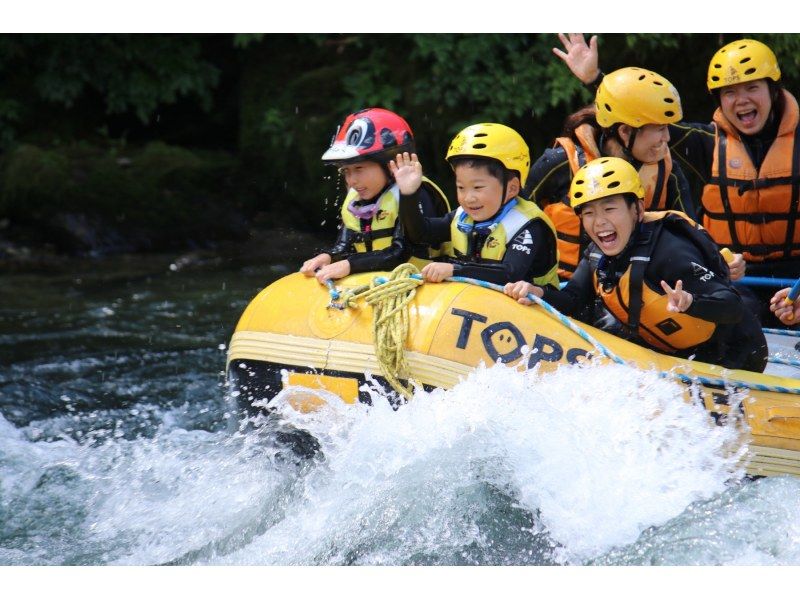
[505,157,767,372]
[391,123,559,288]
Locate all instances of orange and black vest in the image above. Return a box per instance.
[549,124,673,279]
[702,89,800,262]
[544,123,672,279]
[591,211,723,354]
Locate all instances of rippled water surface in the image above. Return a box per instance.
[2,252,799,566]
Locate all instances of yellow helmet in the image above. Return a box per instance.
[707,38,781,91]
[569,157,645,212]
[445,123,531,187]
[595,67,683,128]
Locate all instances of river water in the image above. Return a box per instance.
[1,249,800,566]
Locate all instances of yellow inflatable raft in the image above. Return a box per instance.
[227,271,800,478]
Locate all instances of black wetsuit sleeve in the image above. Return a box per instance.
[649,230,743,324]
[668,121,716,188]
[328,225,356,262]
[346,219,411,274]
[451,219,558,286]
[665,160,698,221]
[399,188,454,245]
[523,147,572,207]
[539,256,595,315]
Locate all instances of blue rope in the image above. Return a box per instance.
[763,327,800,338]
[768,356,800,368]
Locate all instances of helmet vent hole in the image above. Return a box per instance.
[608,181,621,189]
[575,179,585,185]
[604,103,612,112]
[473,143,487,149]
[638,75,646,81]
[602,170,615,178]
[574,191,583,199]
[653,81,663,86]
[744,67,756,76]
[664,111,675,117]
[474,133,488,137]
[664,98,674,103]
[740,57,752,64]
[738,45,747,50]
[713,63,721,69]
[711,76,720,82]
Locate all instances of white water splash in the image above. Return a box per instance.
[214,361,745,564]
[0,361,782,565]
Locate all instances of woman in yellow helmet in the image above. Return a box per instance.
[524,63,699,281]
[392,123,559,288]
[504,157,767,372]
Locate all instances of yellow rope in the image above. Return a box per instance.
[337,263,424,400]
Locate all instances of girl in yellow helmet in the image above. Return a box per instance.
[524,54,700,282]
[392,123,559,288]
[504,157,767,372]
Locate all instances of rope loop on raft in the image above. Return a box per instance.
[331,263,424,399]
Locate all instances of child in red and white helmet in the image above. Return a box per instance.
[300,108,449,284]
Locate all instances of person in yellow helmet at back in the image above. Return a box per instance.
[392,123,559,288]
[524,60,702,281]
[555,34,797,326]
[504,157,767,372]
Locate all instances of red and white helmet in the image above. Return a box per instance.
[321,108,415,166]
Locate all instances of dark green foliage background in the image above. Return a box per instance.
[2,33,799,250]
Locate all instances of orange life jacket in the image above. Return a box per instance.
[592,211,721,354]
[701,89,800,262]
[551,124,673,278]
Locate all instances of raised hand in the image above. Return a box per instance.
[660,279,693,313]
[552,33,600,85]
[389,152,423,195]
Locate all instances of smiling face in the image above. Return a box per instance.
[579,195,643,256]
[454,163,517,222]
[624,123,671,163]
[340,161,390,200]
[719,78,773,136]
